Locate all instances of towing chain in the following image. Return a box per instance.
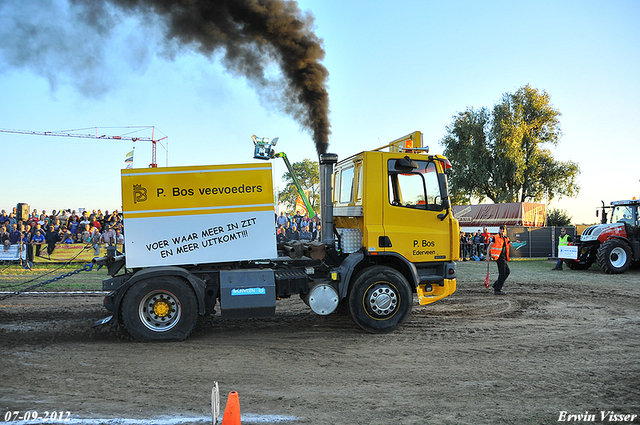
[0,263,95,301]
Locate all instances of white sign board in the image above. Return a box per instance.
[558,245,578,260]
[121,163,276,268]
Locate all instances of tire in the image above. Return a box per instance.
[596,239,632,274]
[121,276,198,341]
[348,266,412,334]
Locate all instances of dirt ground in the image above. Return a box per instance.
[1,260,639,425]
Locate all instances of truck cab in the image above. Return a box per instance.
[332,137,459,311]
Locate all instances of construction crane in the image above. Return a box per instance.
[0,126,168,168]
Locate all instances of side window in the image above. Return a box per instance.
[355,162,363,203]
[388,160,443,211]
[389,173,426,207]
[339,166,355,204]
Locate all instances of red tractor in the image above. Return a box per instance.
[569,199,640,274]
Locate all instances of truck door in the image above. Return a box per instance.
[383,158,451,262]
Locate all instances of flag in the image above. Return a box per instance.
[124,150,134,169]
[295,195,307,215]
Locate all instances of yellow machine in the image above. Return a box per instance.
[99,131,459,340]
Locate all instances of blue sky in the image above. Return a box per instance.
[1,0,638,224]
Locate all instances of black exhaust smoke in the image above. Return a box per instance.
[108,0,331,154]
[0,0,331,154]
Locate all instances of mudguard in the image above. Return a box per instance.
[103,266,207,320]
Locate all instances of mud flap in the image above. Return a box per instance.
[92,316,113,327]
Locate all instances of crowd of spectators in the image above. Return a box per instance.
[0,206,124,261]
[2,206,323,262]
[460,228,492,261]
[276,210,322,244]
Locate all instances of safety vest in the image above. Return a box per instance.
[558,234,570,246]
[490,235,510,261]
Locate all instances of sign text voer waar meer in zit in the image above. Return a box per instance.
[121,163,276,268]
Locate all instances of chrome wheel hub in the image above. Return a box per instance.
[139,290,182,332]
[368,285,398,316]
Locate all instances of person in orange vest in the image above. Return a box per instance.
[487,225,512,295]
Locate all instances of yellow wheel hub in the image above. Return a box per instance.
[153,300,170,317]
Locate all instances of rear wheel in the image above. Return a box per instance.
[597,239,632,274]
[122,276,198,341]
[348,266,412,333]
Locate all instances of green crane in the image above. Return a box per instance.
[252,135,316,218]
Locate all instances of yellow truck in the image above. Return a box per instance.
[98,132,459,340]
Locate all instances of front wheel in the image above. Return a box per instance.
[348,266,412,333]
[597,239,632,274]
[121,276,198,341]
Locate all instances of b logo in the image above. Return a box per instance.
[133,184,147,204]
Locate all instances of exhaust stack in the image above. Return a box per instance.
[319,153,338,247]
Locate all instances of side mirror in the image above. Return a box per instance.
[438,172,450,202]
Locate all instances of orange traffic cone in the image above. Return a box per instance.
[221,391,241,425]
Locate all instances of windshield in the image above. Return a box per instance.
[610,205,638,226]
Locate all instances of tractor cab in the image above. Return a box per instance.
[609,200,640,228]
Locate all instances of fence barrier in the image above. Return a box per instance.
[460,226,578,259]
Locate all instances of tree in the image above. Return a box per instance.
[547,208,572,227]
[441,85,580,205]
[279,158,320,214]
